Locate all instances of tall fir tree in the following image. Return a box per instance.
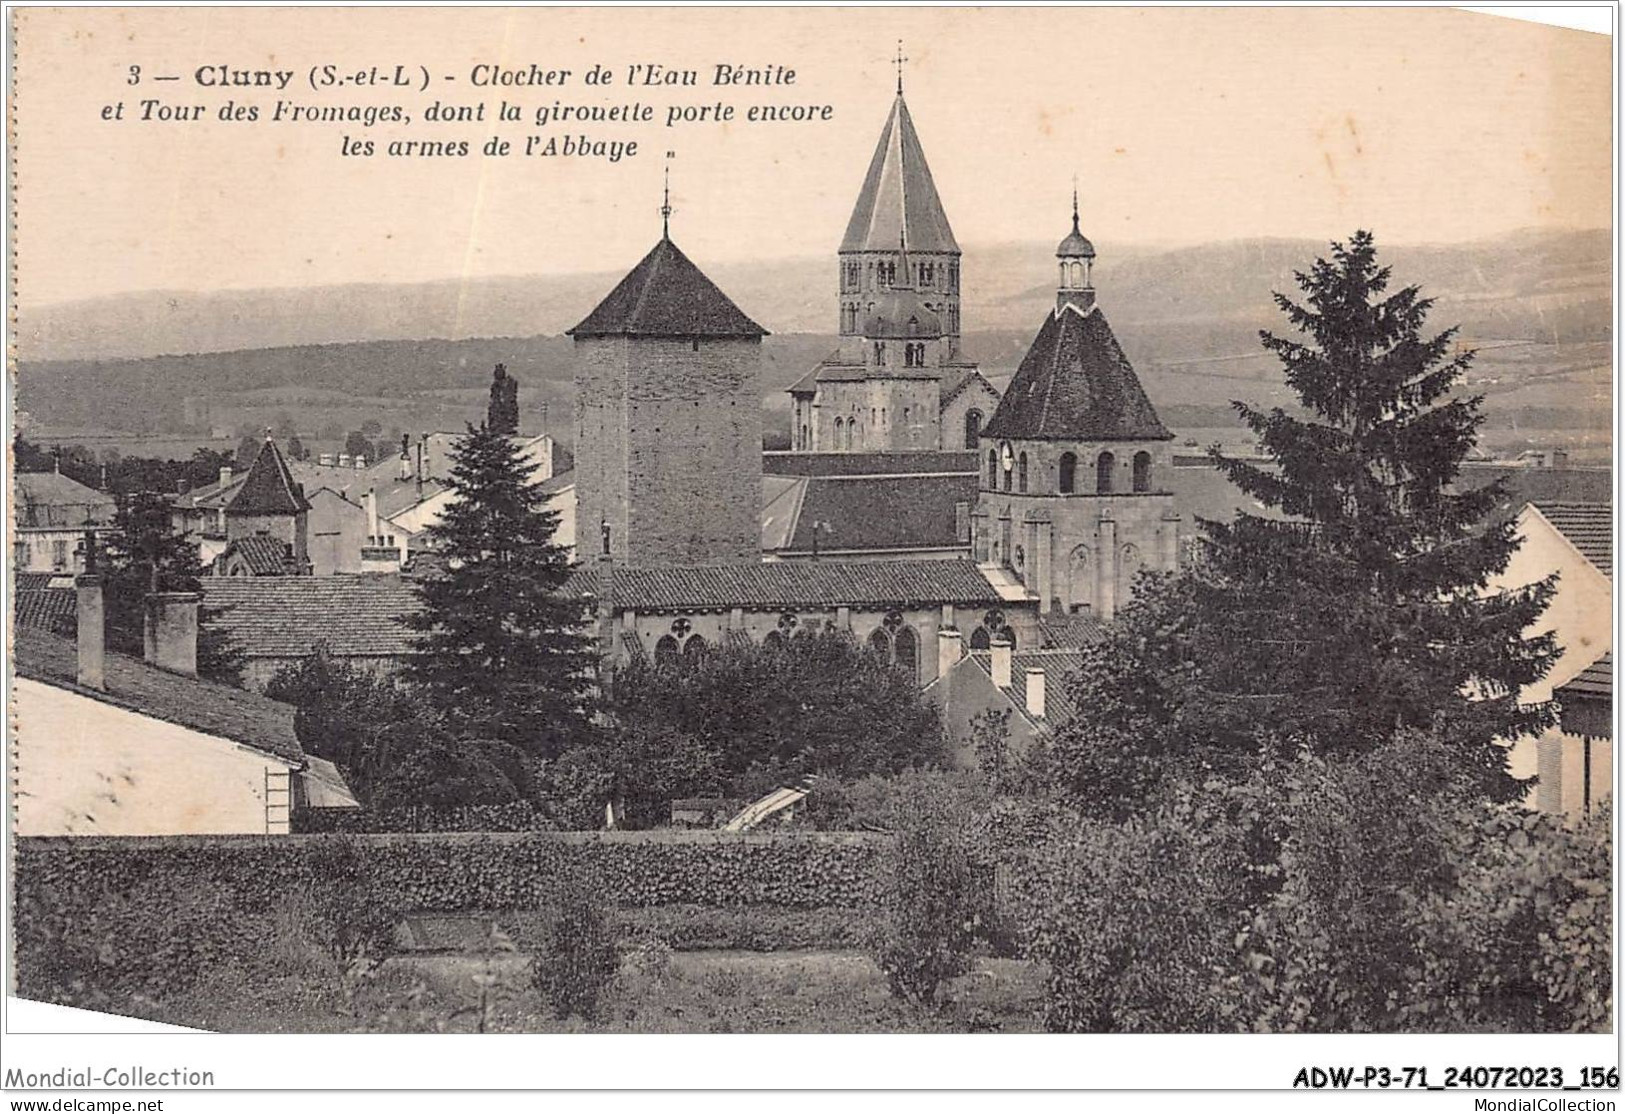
[1191,230,1558,800]
[404,422,596,753]
[101,490,244,685]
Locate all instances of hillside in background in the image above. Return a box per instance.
[16,229,1610,458]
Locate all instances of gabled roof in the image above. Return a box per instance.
[983,304,1172,443]
[940,366,999,407]
[572,559,1002,613]
[14,471,116,528]
[840,95,959,255]
[199,575,420,658]
[227,439,310,517]
[967,647,1087,731]
[14,627,304,766]
[1556,650,1611,700]
[568,237,767,339]
[1532,502,1611,577]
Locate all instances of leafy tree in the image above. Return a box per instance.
[607,628,948,798]
[1192,231,1558,800]
[100,491,243,685]
[367,739,524,811]
[344,430,376,462]
[532,867,619,1021]
[404,422,596,753]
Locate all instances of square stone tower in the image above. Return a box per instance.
[568,235,767,567]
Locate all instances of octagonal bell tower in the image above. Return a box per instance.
[974,196,1180,622]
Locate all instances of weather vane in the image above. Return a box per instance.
[661,151,675,238]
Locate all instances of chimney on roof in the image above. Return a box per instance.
[937,628,962,681]
[991,636,1013,690]
[75,574,106,691]
[1025,667,1046,720]
[176,477,190,496]
[399,434,412,481]
[417,433,428,489]
[364,488,380,543]
[219,464,232,489]
[144,592,200,677]
[954,501,970,544]
[356,455,367,470]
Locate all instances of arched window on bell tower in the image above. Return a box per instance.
[1133,450,1152,493]
[1096,450,1116,494]
[1059,452,1077,494]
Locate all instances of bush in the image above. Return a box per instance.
[299,837,399,966]
[532,869,620,1021]
[869,776,986,1006]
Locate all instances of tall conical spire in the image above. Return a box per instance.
[840,95,958,254]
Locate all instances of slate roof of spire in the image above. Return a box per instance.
[568,237,767,339]
[227,439,310,517]
[982,305,1173,442]
[840,95,959,255]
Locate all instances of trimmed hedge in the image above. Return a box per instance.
[294,803,556,834]
[14,830,890,914]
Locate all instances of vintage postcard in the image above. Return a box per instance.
[2,3,1615,1103]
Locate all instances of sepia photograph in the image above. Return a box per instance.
[2,2,1616,1100]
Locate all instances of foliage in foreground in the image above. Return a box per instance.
[1014,735,1611,1033]
[868,772,989,1007]
[531,869,620,1021]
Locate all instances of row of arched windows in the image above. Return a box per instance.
[867,625,919,675]
[986,447,1154,494]
[650,625,927,677]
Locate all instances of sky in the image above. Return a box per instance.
[13,6,1613,308]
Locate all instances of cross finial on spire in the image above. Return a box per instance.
[661,151,675,239]
[894,40,907,95]
[1072,174,1081,234]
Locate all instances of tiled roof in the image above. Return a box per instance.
[763,451,977,477]
[574,559,1002,613]
[14,627,305,766]
[15,587,77,635]
[1534,502,1611,577]
[968,647,1086,730]
[227,439,310,517]
[14,471,116,528]
[1557,650,1611,700]
[1037,614,1110,649]
[983,304,1172,443]
[221,534,301,576]
[199,575,420,658]
[840,95,960,255]
[778,473,975,554]
[15,572,59,592]
[940,366,998,406]
[568,237,767,339]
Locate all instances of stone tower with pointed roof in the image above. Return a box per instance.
[568,231,767,567]
[224,436,312,574]
[789,80,996,453]
[974,208,1179,622]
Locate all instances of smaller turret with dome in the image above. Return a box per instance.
[1056,186,1096,314]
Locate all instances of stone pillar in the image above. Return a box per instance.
[1161,510,1182,571]
[144,591,200,677]
[998,511,1013,569]
[970,510,990,563]
[75,574,105,691]
[836,605,852,630]
[1098,512,1118,624]
[1033,517,1053,614]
